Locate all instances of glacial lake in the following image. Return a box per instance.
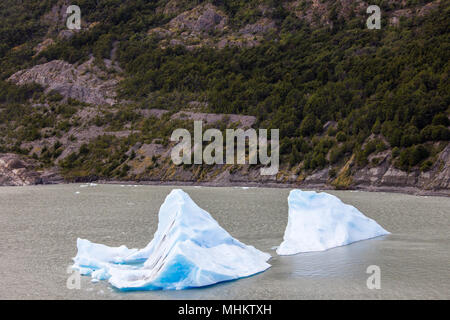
[0,184,449,299]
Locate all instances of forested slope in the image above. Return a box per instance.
[0,0,448,192]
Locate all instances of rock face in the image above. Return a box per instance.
[389,0,441,26]
[303,168,329,187]
[285,0,441,28]
[0,154,39,186]
[148,3,276,50]
[147,0,441,50]
[171,111,256,128]
[40,0,71,32]
[33,38,55,56]
[352,144,450,192]
[415,143,450,191]
[426,144,450,190]
[239,18,276,35]
[168,3,228,33]
[8,58,118,105]
[40,0,85,37]
[0,153,62,186]
[160,0,188,16]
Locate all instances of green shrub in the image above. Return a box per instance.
[336,131,347,142]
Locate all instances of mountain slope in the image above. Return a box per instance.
[0,0,448,193]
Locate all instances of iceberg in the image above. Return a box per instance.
[72,189,271,290]
[277,190,390,255]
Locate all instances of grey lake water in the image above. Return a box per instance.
[0,184,449,299]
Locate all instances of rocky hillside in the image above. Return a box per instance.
[148,3,277,49]
[8,58,119,105]
[0,153,61,186]
[0,0,449,195]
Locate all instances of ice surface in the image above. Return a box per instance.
[72,189,271,290]
[277,190,390,255]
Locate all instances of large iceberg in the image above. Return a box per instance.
[277,190,390,255]
[72,189,271,290]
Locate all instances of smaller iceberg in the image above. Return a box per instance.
[277,190,390,255]
[72,189,271,290]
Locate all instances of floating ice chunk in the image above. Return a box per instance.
[73,238,139,277]
[80,183,97,188]
[277,190,390,255]
[72,189,271,290]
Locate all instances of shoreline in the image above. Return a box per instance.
[3,178,447,197]
[100,180,450,197]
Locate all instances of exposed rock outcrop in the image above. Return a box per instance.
[420,144,450,190]
[168,3,228,33]
[8,58,118,106]
[40,0,95,37]
[40,0,71,33]
[390,0,441,26]
[148,3,277,50]
[284,0,441,28]
[0,153,62,186]
[171,111,256,128]
[33,38,55,56]
[352,144,450,194]
[239,18,276,35]
[147,0,442,50]
[158,0,193,16]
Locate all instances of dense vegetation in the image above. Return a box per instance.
[0,0,448,181]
